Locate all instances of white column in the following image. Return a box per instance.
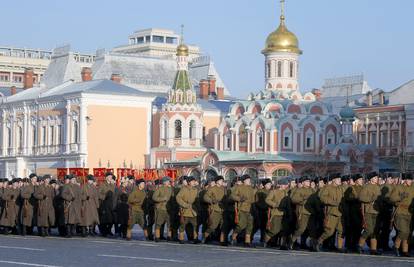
[79,99,87,155]
[22,106,29,155]
[65,100,71,153]
[251,130,256,153]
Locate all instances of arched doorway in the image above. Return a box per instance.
[205,169,218,181]
[225,169,238,181]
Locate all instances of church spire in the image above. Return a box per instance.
[280,0,285,23]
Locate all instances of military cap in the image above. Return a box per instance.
[127,175,135,180]
[135,179,145,185]
[215,176,225,183]
[162,176,171,183]
[241,174,251,182]
[105,172,113,177]
[351,173,363,181]
[367,172,378,180]
[64,174,73,180]
[37,176,44,182]
[328,173,341,181]
[43,174,52,180]
[186,176,196,183]
[29,173,37,179]
[49,179,57,185]
[341,175,350,183]
[154,179,160,186]
[261,178,272,186]
[300,176,311,183]
[401,173,413,180]
[87,174,95,181]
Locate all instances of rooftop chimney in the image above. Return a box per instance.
[207,75,216,95]
[366,91,373,106]
[110,73,122,83]
[216,87,224,100]
[10,86,17,96]
[199,79,209,100]
[23,68,34,89]
[81,67,92,82]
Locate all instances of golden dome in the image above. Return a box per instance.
[262,15,302,54]
[176,43,189,56]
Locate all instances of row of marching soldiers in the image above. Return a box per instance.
[0,171,413,257]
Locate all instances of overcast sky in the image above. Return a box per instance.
[1,0,412,98]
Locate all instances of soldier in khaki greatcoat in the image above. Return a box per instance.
[176,176,199,244]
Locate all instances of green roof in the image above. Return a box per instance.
[172,70,191,91]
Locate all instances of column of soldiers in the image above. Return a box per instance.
[0,171,413,257]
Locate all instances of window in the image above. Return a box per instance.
[18,127,23,149]
[7,128,11,148]
[202,127,206,142]
[145,36,151,42]
[289,62,294,78]
[32,127,37,147]
[225,169,237,181]
[174,120,182,139]
[58,125,63,145]
[257,128,264,149]
[371,132,377,147]
[225,132,231,150]
[166,37,175,44]
[50,126,55,145]
[137,37,144,44]
[277,61,282,77]
[391,131,399,147]
[267,62,271,78]
[305,129,314,149]
[408,132,414,147]
[42,126,46,146]
[13,75,23,83]
[239,125,247,146]
[272,169,291,179]
[73,121,79,143]
[381,132,388,147]
[360,133,366,144]
[283,128,292,149]
[0,73,9,82]
[189,120,196,139]
[327,130,335,145]
[152,35,164,43]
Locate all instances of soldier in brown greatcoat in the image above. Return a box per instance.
[98,172,116,237]
[33,176,55,236]
[0,179,20,234]
[60,175,81,237]
[20,173,38,235]
[85,175,100,236]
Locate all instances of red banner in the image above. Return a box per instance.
[93,168,107,178]
[69,168,89,177]
[57,168,68,180]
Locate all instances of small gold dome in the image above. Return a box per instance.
[177,43,189,56]
[263,16,302,54]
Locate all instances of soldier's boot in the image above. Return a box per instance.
[143,229,150,241]
[220,232,228,246]
[357,238,366,254]
[263,235,271,248]
[370,239,379,255]
[337,237,345,253]
[401,240,410,257]
[65,225,72,238]
[280,236,289,250]
[154,229,161,242]
[41,227,47,237]
[393,238,401,257]
[230,232,238,246]
[126,229,132,241]
[192,231,201,244]
[313,239,323,252]
[45,227,49,236]
[89,226,95,237]
[81,227,87,237]
[179,232,185,244]
[202,232,209,244]
[244,234,254,248]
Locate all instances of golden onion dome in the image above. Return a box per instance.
[262,15,302,54]
[176,43,189,57]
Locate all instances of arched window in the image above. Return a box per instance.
[174,120,182,139]
[73,120,79,143]
[257,128,264,149]
[190,169,201,180]
[189,120,196,139]
[277,61,282,77]
[289,62,294,78]
[239,124,247,146]
[283,127,292,149]
[305,128,314,149]
[7,127,12,148]
[225,169,237,181]
[267,62,271,78]
[18,126,23,149]
[327,129,335,145]
[225,132,231,150]
[246,168,258,181]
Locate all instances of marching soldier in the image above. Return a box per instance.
[344,174,364,252]
[230,174,257,247]
[176,176,199,244]
[20,173,38,235]
[0,179,20,234]
[203,175,226,245]
[358,172,382,255]
[389,173,414,257]
[33,176,54,237]
[378,173,396,251]
[152,176,173,242]
[254,178,272,243]
[263,178,291,249]
[313,173,345,252]
[126,179,148,241]
[98,172,116,237]
[85,175,100,236]
[290,176,315,249]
